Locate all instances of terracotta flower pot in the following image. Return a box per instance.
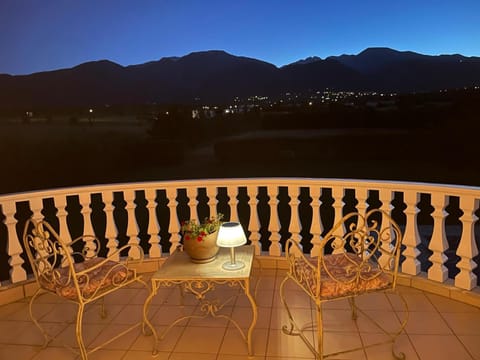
[183,230,220,263]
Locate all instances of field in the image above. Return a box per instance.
[0,114,477,195]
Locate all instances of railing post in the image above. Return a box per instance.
[356,187,368,216]
[310,186,322,257]
[186,187,199,221]
[206,186,218,217]
[2,202,26,284]
[54,195,73,264]
[378,189,395,268]
[247,185,261,255]
[428,193,449,282]
[166,187,181,253]
[124,190,141,260]
[79,193,96,258]
[401,191,421,275]
[455,195,478,290]
[331,186,345,237]
[54,195,71,243]
[227,185,239,222]
[288,185,302,255]
[267,185,281,257]
[145,188,161,258]
[103,191,119,260]
[30,197,43,223]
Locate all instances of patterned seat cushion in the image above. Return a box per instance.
[39,257,133,301]
[292,253,392,300]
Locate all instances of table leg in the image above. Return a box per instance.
[142,281,159,356]
[244,278,258,356]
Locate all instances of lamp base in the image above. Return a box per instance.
[222,260,245,271]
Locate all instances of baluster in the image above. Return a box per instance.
[124,190,141,259]
[186,187,199,221]
[3,202,26,284]
[205,185,218,217]
[267,185,281,256]
[55,196,71,243]
[378,189,395,268]
[79,193,96,258]
[145,189,161,258]
[427,193,448,282]
[355,188,369,256]
[401,191,421,275]
[331,186,344,236]
[247,185,261,255]
[455,195,478,290]
[310,187,322,257]
[288,186,303,256]
[103,191,119,260]
[30,198,50,260]
[166,187,181,253]
[356,188,368,216]
[54,195,73,266]
[30,197,44,223]
[379,189,393,215]
[227,185,239,222]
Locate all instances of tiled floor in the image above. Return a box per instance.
[1,269,479,359]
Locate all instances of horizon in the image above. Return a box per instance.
[1,46,479,77]
[1,0,479,75]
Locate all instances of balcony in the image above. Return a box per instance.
[1,177,480,359]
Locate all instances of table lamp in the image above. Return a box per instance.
[216,222,247,270]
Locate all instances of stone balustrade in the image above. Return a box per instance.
[0,177,478,304]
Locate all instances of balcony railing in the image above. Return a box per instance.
[0,177,479,303]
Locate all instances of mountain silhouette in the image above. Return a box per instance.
[1,47,479,108]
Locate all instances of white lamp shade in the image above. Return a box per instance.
[216,222,247,248]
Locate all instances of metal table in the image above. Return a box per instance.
[143,245,258,356]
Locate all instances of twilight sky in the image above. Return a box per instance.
[1,0,479,75]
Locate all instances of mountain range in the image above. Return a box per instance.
[1,47,479,109]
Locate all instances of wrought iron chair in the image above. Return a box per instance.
[22,218,149,359]
[280,209,409,359]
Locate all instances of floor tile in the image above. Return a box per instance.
[173,326,225,354]
[219,326,268,356]
[122,349,170,360]
[409,334,474,360]
[403,310,453,334]
[321,331,366,359]
[388,292,437,312]
[361,333,419,360]
[427,293,480,313]
[31,346,77,360]
[0,344,39,360]
[270,306,312,330]
[266,328,315,358]
[273,289,312,309]
[441,312,480,335]
[355,309,403,334]
[458,334,480,360]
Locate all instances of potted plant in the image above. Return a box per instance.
[180,213,224,263]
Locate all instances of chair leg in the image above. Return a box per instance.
[315,303,324,360]
[392,291,409,360]
[348,296,358,320]
[279,276,297,336]
[280,276,320,358]
[29,289,54,348]
[75,303,88,360]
